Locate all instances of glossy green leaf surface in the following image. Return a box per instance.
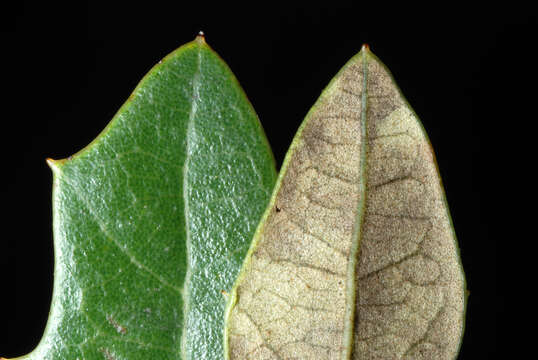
[11,36,276,360]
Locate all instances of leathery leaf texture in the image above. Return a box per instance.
[10,35,277,360]
[226,45,466,359]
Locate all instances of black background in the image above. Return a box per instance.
[2,2,531,358]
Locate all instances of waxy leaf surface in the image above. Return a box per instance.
[226,46,466,359]
[11,36,277,360]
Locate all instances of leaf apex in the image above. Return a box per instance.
[196,30,206,44]
[361,43,371,52]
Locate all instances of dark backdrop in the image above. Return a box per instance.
[2,2,531,358]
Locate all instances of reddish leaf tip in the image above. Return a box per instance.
[46,157,63,173]
[196,31,206,43]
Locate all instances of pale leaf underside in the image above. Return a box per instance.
[226,47,465,360]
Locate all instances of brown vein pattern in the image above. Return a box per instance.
[227,48,465,360]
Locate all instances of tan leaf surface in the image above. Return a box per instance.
[225,45,466,360]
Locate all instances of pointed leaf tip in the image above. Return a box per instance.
[361,43,370,52]
[196,31,206,43]
[46,158,62,174]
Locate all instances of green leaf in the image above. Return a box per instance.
[10,35,276,360]
[226,45,466,359]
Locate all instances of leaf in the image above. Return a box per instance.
[226,45,466,359]
[8,35,277,360]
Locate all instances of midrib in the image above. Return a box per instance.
[341,49,369,360]
[180,44,202,360]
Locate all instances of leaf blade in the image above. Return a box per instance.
[226,46,466,359]
[12,36,277,360]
